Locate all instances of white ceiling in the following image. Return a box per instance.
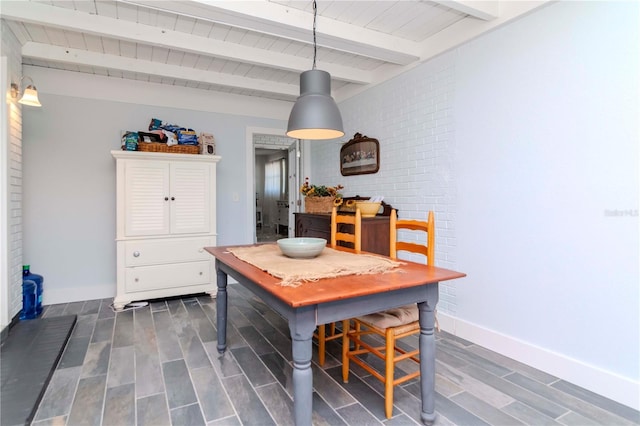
[1,0,548,104]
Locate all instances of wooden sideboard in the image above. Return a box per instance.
[294,212,390,256]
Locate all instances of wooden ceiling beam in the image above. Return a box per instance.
[21,42,300,98]
[433,1,499,21]
[0,1,371,85]
[121,0,421,65]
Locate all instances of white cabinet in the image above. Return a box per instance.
[111,150,221,309]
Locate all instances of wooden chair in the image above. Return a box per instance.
[341,209,435,418]
[330,206,362,253]
[314,206,362,366]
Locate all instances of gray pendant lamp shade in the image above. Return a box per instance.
[287,69,344,140]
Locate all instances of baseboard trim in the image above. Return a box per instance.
[41,282,226,306]
[43,285,115,306]
[438,313,640,411]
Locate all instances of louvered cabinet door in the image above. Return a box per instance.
[124,161,171,237]
[169,162,211,234]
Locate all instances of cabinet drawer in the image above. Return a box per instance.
[125,261,211,292]
[124,238,213,267]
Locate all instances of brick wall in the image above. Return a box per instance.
[1,20,24,327]
[310,54,458,314]
[253,133,291,148]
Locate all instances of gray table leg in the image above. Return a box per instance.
[289,307,316,426]
[216,268,228,354]
[418,283,439,425]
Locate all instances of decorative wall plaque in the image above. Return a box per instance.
[340,133,380,176]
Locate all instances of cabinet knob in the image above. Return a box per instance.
[164,197,169,201]
[134,278,139,282]
[133,251,140,257]
[199,271,203,276]
[171,197,175,201]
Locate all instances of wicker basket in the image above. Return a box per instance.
[137,142,199,154]
[304,196,336,213]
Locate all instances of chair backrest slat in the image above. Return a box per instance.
[390,209,434,265]
[395,241,429,258]
[331,207,362,253]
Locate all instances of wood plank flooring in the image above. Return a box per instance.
[257,225,284,243]
[32,285,639,425]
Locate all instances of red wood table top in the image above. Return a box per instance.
[206,244,466,308]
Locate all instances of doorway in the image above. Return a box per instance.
[246,127,304,243]
[255,144,289,242]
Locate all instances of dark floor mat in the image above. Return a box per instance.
[1,315,77,426]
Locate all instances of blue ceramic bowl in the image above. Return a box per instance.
[277,237,327,259]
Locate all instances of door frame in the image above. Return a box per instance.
[287,140,301,238]
[245,127,291,243]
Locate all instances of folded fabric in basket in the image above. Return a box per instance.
[149,118,163,130]
[138,132,163,143]
[149,118,199,145]
[164,130,177,146]
[177,129,198,145]
[149,118,181,133]
[121,131,139,151]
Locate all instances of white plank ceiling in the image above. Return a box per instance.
[1,0,549,103]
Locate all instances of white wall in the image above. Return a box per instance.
[1,19,25,329]
[310,1,639,410]
[454,0,638,407]
[21,73,287,304]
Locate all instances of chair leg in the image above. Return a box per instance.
[342,319,350,382]
[384,328,395,419]
[318,324,326,366]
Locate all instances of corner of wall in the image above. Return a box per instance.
[1,21,24,328]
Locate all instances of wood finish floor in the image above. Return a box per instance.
[256,225,285,243]
[32,285,639,426]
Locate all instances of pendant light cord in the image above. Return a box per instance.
[312,0,317,70]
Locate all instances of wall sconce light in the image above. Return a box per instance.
[10,76,42,107]
[286,0,343,140]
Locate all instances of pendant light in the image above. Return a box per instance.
[287,0,344,140]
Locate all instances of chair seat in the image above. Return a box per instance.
[357,304,418,330]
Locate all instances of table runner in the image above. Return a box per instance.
[227,244,402,287]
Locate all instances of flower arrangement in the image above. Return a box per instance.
[300,178,343,198]
[300,178,344,211]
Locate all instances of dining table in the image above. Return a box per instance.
[206,243,466,425]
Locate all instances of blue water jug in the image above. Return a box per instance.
[20,280,37,320]
[23,265,43,316]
